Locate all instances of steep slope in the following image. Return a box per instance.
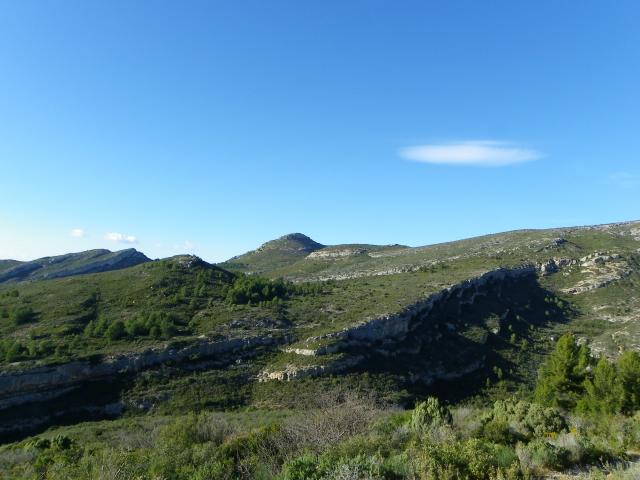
[0,249,150,284]
[220,233,325,273]
[0,260,21,272]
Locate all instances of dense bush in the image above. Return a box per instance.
[224,275,323,305]
[481,399,567,442]
[282,453,395,480]
[4,306,36,325]
[410,397,452,433]
[517,438,571,472]
[84,311,181,340]
[414,438,519,480]
[226,276,290,305]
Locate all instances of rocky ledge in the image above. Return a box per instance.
[0,334,282,411]
[260,265,538,382]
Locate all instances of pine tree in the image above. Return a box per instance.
[617,350,640,414]
[578,357,623,415]
[534,334,586,409]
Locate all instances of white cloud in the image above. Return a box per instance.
[400,140,542,167]
[608,172,640,188]
[104,232,138,244]
[70,228,86,238]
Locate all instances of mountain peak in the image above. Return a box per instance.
[221,233,325,273]
[261,233,325,253]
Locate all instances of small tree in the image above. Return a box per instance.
[106,320,126,341]
[410,397,452,432]
[534,334,588,409]
[577,357,624,415]
[10,307,35,325]
[618,350,640,414]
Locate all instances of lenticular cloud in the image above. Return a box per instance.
[400,141,541,167]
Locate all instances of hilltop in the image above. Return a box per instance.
[220,232,325,273]
[0,248,150,284]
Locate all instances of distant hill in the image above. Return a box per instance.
[220,233,325,273]
[222,222,640,283]
[0,248,150,283]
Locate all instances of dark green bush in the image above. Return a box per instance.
[226,276,290,305]
[483,399,567,442]
[9,307,36,325]
[106,320,126,340]
[481,419,514,444]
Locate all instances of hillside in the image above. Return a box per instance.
[0,249,150,284]
[220,233,325,273]
[1,221,640,478]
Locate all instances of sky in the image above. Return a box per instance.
[1,1,639,262]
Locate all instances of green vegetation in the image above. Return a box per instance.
[2,384,639,479]
[2,221,640,478]
[535,334,640,416]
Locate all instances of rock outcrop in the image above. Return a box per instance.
[261,265,538,383]
[0,335,281,412]
[562,252,632,294]
[315,265,536,348]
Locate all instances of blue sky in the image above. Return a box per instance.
[1,1,639,262]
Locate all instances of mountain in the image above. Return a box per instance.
[1,220,639,456]
[220,232,325,273]
[0,248,151,284]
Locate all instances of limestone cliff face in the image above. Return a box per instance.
[261,265,538,382]
[310,265,536,348]
[0,335,280,411]
[258,355,364,382]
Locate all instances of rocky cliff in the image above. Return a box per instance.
[260,265,539,382]
[0,334,283,439]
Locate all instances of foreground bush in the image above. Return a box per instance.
[3,390,640,480]
[480,399,567,442]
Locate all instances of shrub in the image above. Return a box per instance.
[282,454,321,480]
[106,320,126,341]
[278,391,384,455]
[481,419,514,444]
[483,399,567,441]
[10,307,36,325]
[283,453,393,480]
[410,397,452,433]
[319,454,390,480]
[516,439,568,473]
[415,438,509,480]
